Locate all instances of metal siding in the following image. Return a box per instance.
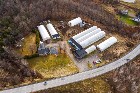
[80,31,106,48]
[97,37,117,51]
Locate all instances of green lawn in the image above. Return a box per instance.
[118,15,138,26]
[27,54,79,78]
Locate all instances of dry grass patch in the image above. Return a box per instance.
[27,54,79,79]
[36,76,112,93]
[17,33,37,56]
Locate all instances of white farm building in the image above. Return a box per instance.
[80,31,106,48]
[97,37,117,51]
[76,28,101,43]
[68,17,82,27]
[37,25,50,41]
[72,26,97,40]
[46,23,60,39]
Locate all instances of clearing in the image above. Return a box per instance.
[16,33,37,56]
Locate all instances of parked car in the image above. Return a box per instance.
[93,59,102,64]
[95,59,102,63]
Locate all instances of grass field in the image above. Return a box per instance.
[17,33,37,56]
[118,15,138,26]
[27,54,79,79]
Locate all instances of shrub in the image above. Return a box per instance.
[24,53,39,59]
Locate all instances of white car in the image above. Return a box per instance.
[95,59,102,64]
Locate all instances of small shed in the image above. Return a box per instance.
[68,17,82,27]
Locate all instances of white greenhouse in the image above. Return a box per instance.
[76,28,101,43]
[97,37,117,51]
[68,17,82,27]
[122,0,135,3]
[80,31,106,48]
[85,45,96,54]
[72,26,97,40]
[37,25,51,41]
[46,23,60,39]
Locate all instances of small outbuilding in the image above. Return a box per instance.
[37,25,51,41]
[68,17,82,27]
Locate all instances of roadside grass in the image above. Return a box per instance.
[17,33,37,56]
[117,14,138,26]
[27,54,79,79]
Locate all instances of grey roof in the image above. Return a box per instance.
[52,34,60,39]
[38,48,50,55]
[39,42,45,49]
[74,49,87,59]
[68,38,83,50]
[49,47,58,54]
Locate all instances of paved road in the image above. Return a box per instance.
[1,44,140,93]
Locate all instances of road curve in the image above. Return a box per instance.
[1,44,140,93]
